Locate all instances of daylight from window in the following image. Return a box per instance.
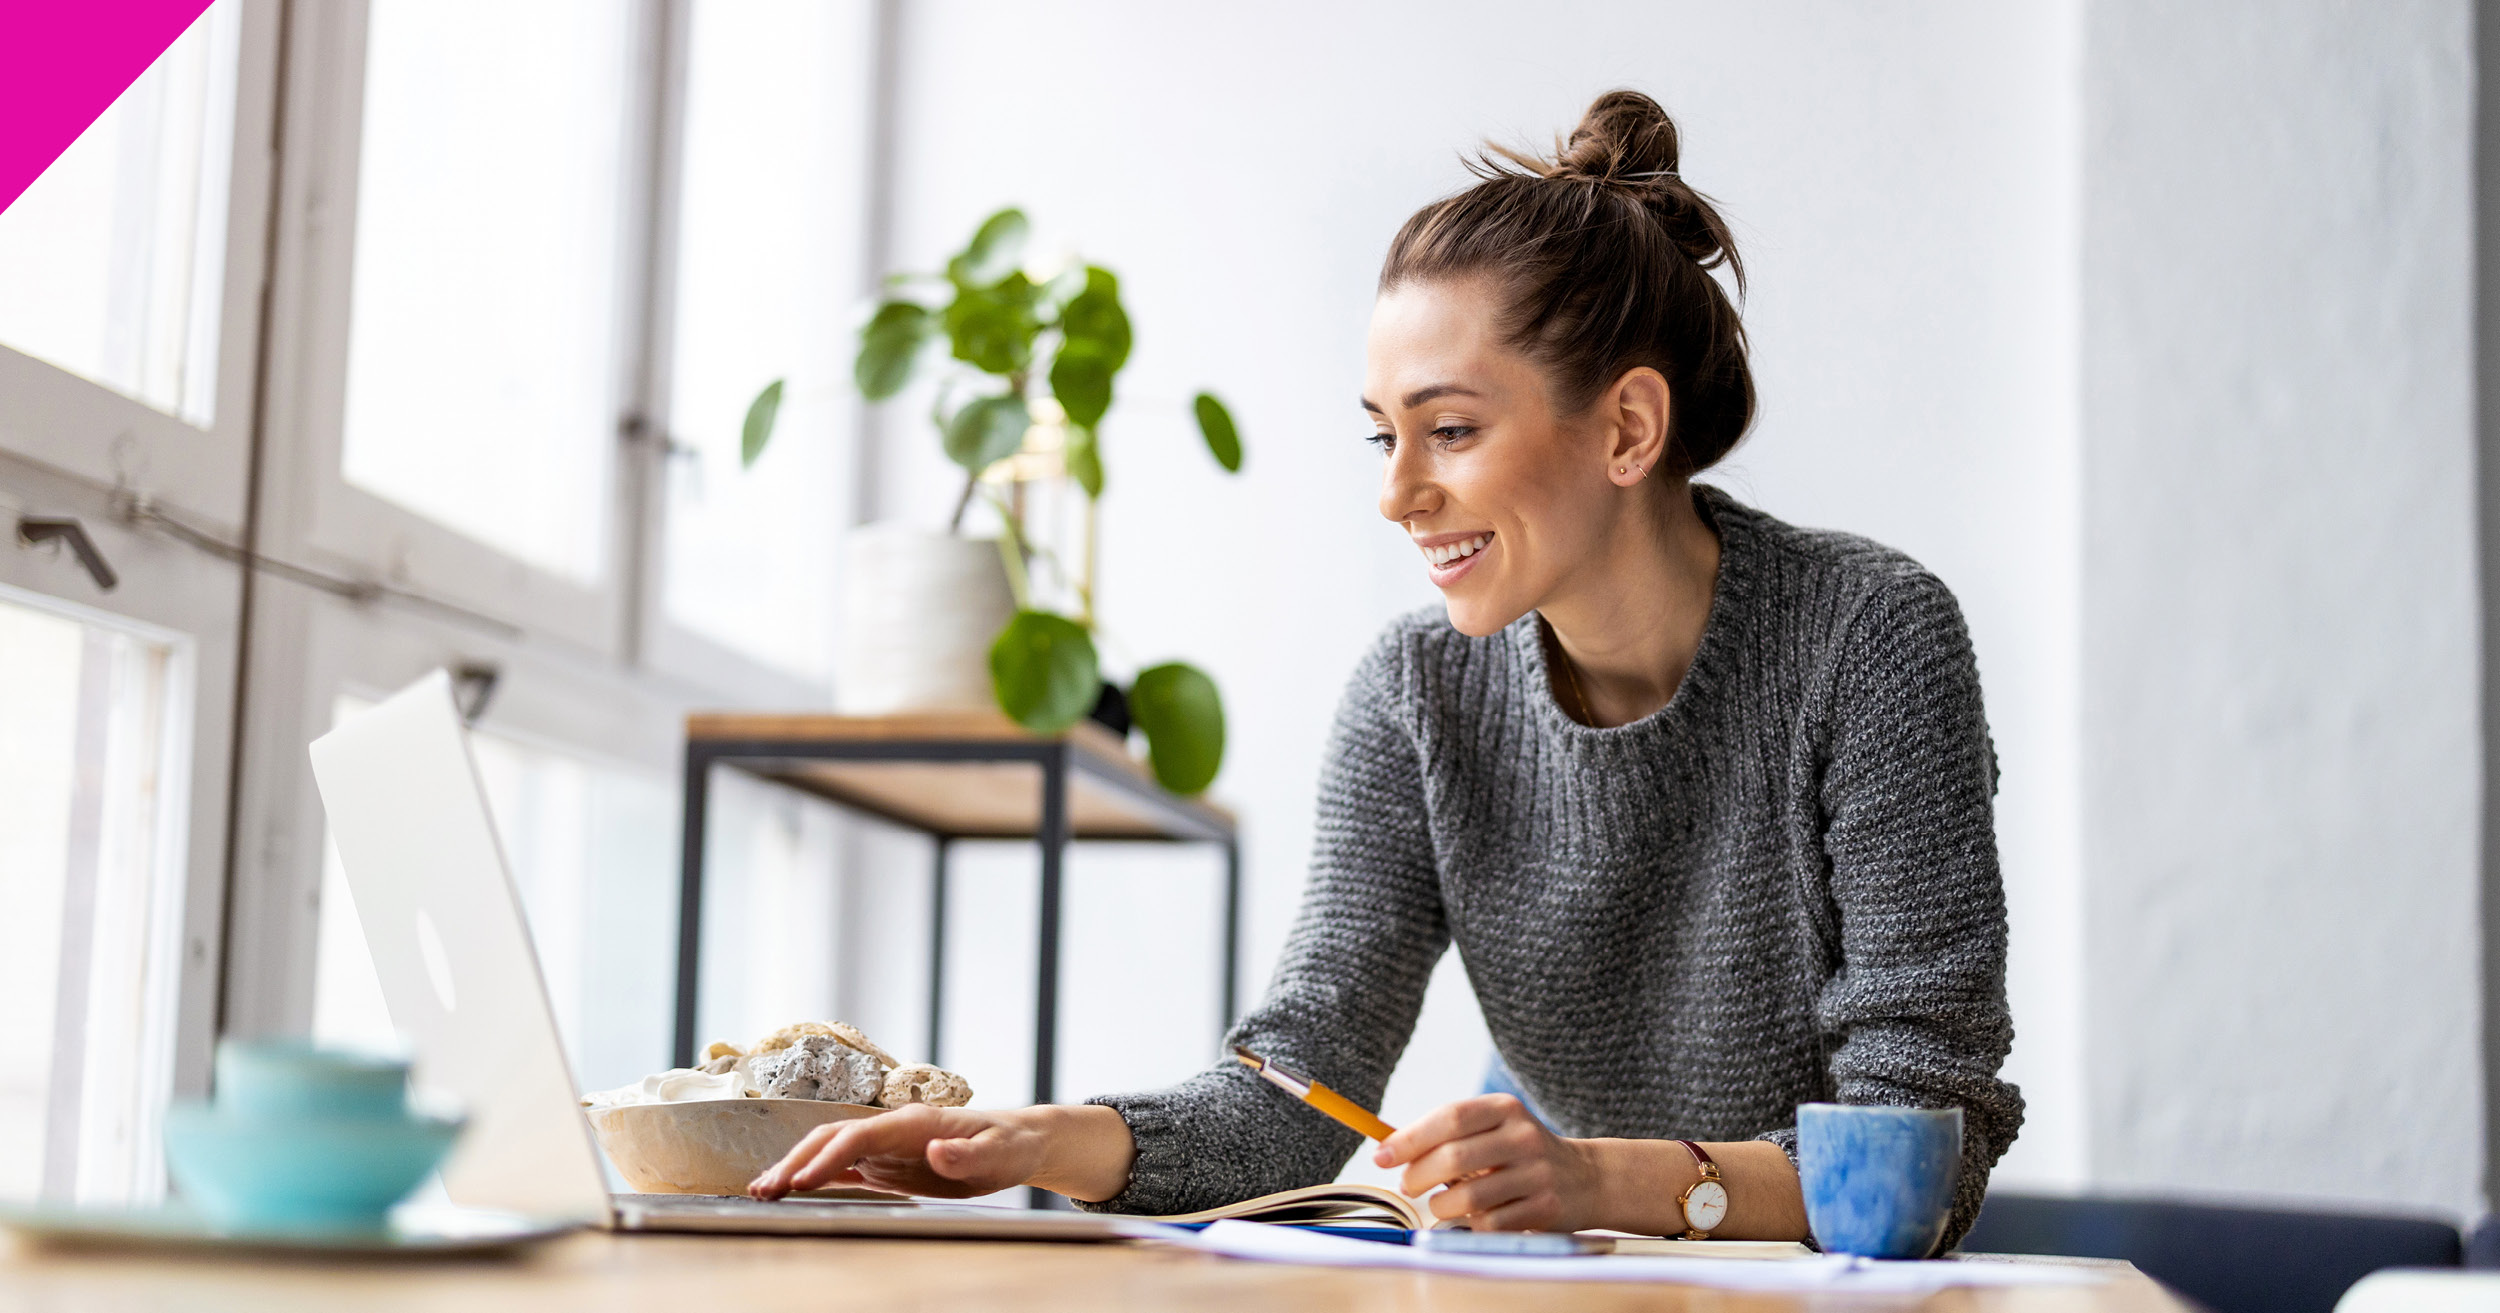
[0,591,189,1208]
[0,0,237,427]
[660,0,857,680]
[338,0,631,585]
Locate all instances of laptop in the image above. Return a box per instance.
[306,669,1153,1241]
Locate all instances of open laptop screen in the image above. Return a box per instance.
[308,669,611,1222]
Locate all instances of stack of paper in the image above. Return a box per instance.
[1169,1221,2112,1293]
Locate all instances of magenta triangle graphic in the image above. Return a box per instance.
[0,0,219,215]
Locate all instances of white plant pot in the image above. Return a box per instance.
[834,524,1016,716]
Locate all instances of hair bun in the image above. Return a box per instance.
[1491,90,1739,288]
[1553,89,1682,185]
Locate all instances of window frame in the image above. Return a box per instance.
[252,0,668,656]
[0,0,286,1140]
[633,0,879,705]
[3,0,880,1172]
[0,0,282,537]
[224,0,868,1037]
[0,451,241,1178]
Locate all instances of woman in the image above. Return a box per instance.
[752,90,2021,1247]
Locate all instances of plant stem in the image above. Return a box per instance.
[1080,494,1099,628]
[948,471,979,531]
[992,527,1030,610]
[985,495,1082,614]
[983,487,1039,602]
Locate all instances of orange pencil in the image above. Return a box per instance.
[1232,1045,1398,1142]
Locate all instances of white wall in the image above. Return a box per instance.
[866,0,2091,1185]
[2080,0,2482,1217]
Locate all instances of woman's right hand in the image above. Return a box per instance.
[746,1102,1135,1203]
[747,1104,1044,1200]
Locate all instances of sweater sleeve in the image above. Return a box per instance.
[1761,569,2024,1254]
[1076,629,1449,1216]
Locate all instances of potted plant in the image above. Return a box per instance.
[742,208,1243,797]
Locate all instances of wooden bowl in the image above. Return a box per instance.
[586,1099,884,1196]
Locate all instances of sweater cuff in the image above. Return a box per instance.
[1071,1091,1190,1215]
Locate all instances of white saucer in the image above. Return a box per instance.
[0,1201,583,1257]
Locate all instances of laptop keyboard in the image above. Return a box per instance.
[613,1193,920,1216]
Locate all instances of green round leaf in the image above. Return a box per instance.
[943,394,1032,473]
[855,301,931,399]
[1065,424,1104,499]
[1049,340,1117,430]
[1129,662,1224,795]
[740,379,784,468]
[1037,263,1089,316]
[1192,392,1243,472]
[1057,266,1131,371]
[952,207,1030,287]
[944,272,1040,375]
[989,610,1099,733]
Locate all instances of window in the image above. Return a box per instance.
[0,589,190,1206]
[0,0,239,425]
[336,0,636,585]
[659,0,874,679]
[215,0,887,1108]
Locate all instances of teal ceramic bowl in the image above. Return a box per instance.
[163,1104,464,1231]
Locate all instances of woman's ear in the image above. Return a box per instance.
[1604,367,1672,487]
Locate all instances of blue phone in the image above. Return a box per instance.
[1413,1229,1615,1256]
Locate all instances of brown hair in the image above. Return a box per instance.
[1379,90,1754,475]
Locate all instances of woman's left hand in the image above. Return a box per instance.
[1371,1093,1602,1231]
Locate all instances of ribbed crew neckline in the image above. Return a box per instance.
[1511,484,1754,742]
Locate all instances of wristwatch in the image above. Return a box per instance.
[1673,1139,1728,1239]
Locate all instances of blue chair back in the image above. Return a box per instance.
[2469,1214,2500,1268]
[1961,1191,2461,1313]
[1480,1053,1559,1130]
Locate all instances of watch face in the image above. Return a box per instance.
[1684,1179,1729,1231]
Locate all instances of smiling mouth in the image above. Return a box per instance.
[1421,533,1492,567]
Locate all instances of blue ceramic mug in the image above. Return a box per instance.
[1796,1102,1962,1259]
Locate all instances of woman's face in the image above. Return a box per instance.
[1366,277,1630,637]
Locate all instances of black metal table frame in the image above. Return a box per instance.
[672,735,1242,1113]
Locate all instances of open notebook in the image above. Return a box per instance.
[1143,1186,1819,1259]
[1148,1183,1437,1230]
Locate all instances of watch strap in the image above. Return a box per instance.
[1673,1139,1723,1240]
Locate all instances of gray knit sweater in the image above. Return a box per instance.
[1083,488,2022,1250]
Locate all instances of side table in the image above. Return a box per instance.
[673,711,1241,1111]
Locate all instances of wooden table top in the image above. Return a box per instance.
[0,1229,2189,1313]
[683,709,1236,841]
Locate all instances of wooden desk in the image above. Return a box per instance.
[0,1231,2190,1312]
